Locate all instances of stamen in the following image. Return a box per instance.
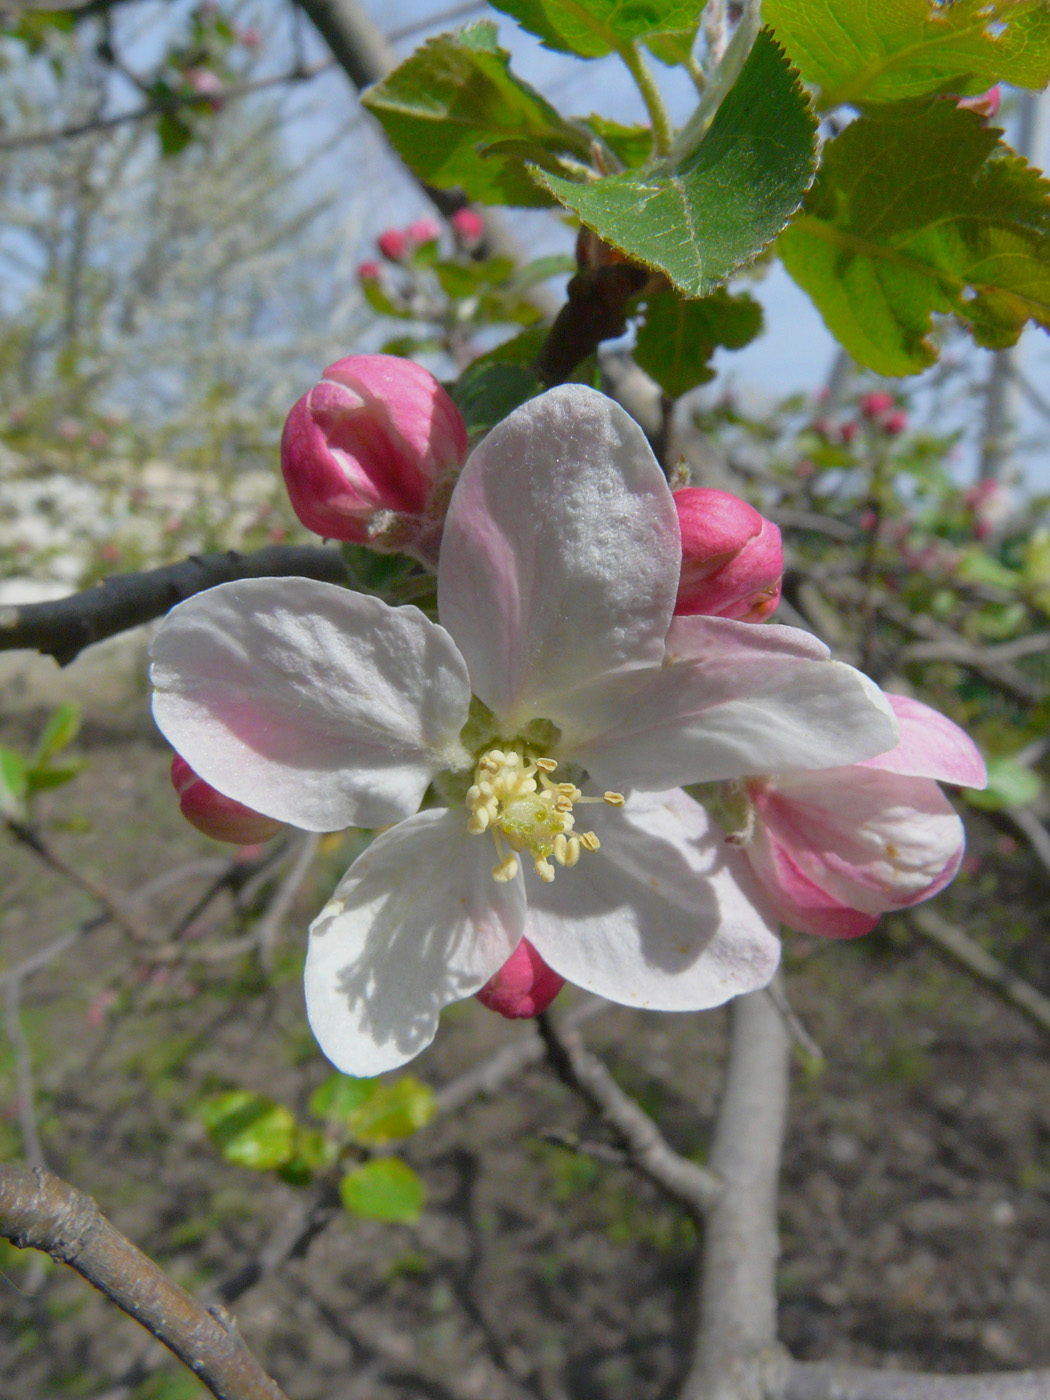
[603,791,625,807]
[535,757,558,772]
[580,831,600,852]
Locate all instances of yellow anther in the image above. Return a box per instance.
[492,852,519,882]
[535,757,558,772]
[603,791,625,807]
[535,857,556,883]
[580,831,600,852]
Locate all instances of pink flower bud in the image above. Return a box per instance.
[957,85,1000,119]
[673,488,783,622]
[357,260,382,283]
[239,26,261,50]
[451,208,484,247]
[882,409,908,436]
[377,228,409,261]
[405,217,441,246]
[280,354,469,547]
[171,755,283,844]
[476,939,565,1019]
[839,421,858,444]
[859,391,895,419]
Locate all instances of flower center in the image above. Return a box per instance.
[465,748,624,884]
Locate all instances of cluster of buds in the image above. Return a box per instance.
[280,354,468,565]
[359,210,485,285]
[858,390,908,436]
[963,478,1012,541]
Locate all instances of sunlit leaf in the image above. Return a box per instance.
[339,1158,426,1223]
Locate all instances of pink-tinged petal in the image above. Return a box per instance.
[525,790,780,1011]
[437,385,680,731]
[861,694,987,788]
[305,810,526,1074]
[566,616,898,790]
[742,823,878,940]
[476,938,565,1019]
[150,578,471,832]
[752,768,966,915]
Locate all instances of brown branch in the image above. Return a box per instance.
[0,543,351,665]
[536,1009,722,1215]
[0,1164,290,1400]
[911,907,1050,1041]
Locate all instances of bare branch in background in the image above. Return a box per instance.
[537,1009,723,1216]
[781,1361,1050,1400]
[0,1164,290,1400]
[0,544,351,665]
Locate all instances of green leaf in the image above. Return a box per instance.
[966,756,1042,811]
[461,324,550,373]
[645,26,701,68]
[778,102,1050,376]
[0,748,27,821]
[342,1076,437,1146]
[339,1158,426,1223]
[585,114,655,170]
[156,110,194,158]
[534,29,817,297]
[309,1073,377,1123]
[361,23,593,207]
[489,0,703,58]
[25,760,87,796]
[278,1127,339,1185]
[453,362,546,435]
[634,287,763,398]
[766,0,1050,108]
[32,702,81,766]
[199,1091,298,1171]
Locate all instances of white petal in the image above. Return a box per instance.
[150,578,471,831]
[566,616,898,789]
[305,810,526,1075]
[525,790,780,1010]
[437,385,680,731]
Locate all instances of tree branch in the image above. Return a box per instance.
[911,907,1050,1041]
[0,543,351,664]
[781,1361,1050,1400]
[680,980,791,1400]
[0,1164,290,1400]
[536,1009,722,1216]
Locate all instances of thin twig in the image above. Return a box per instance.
[911,907,1050,1041]
[0,1164,290,1400]
[536,1009,722,1215]
[6,820,152,943]
[1005,807,1050,883]
[4,980,47,1172]
[255,833,321,970]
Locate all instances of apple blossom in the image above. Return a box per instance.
[673,487,783,621]
[451,207,485,248]
[730,695,987,939]
[151,385,899,1074]
[280,354,468,561]
[859,391,895,420]
[406,217,441,246]
[377,228,409,261]
[171,755,283,844]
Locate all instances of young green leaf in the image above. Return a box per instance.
[535,29,816,297]
[361,23,594,207]
[634,287,763,398]
[778,102,1050,376]
[453,362,546,436]
[25,760,87,796]
[339,1158,426,1223]
[766,0,1050,108]
[966,756,1042,812]
[488,0,702,58]
[199,1091,298,1171]
[309,1072,378,1123]
[32,702,81,766]
[0,748,28,821]
[341,1076,437,1147]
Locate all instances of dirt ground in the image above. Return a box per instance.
[3,705,1050,1400]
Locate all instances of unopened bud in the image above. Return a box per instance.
[405,217,441,246]
[859,391,895,420]
[957,85,1000,119]
[451,207,484,248]
[673,488,783,622]
[357,260,382,283]
[280,354,468,552]
[377,227,409,261]
[476,939,565,1019]
[171,755,283,844]
[882,409,908,436]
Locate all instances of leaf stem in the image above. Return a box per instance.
[617,40,674,157]
[669,0,763,164]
